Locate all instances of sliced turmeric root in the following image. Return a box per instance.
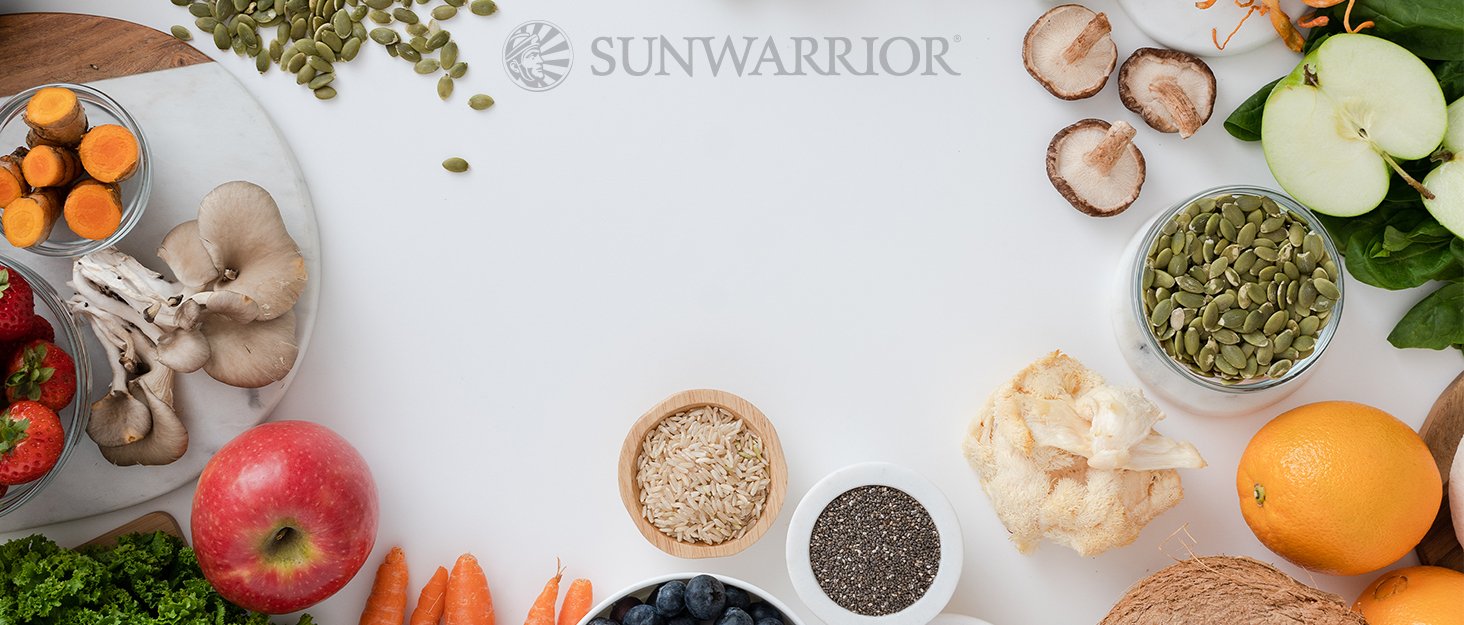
[64,179,123,240]
[20,145,81,188]
[23,87,87,147]
[79,124,140,183]
[4,189,63,247]
[0,148,28,208]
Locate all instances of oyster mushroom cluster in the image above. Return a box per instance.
[70,181,307,466]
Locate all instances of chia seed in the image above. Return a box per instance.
[808,485,940,616]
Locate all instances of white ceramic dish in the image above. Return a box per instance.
[785,462,963,625]
[576,573,807,625]
[928,615,994,625]
[1115,0,1308,58]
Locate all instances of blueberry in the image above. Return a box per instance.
[748,603,782,623]
[667,617,697,625]
[654,580,687,617]
[754,619,782,625]
[723,587,750,612]
[611,597,644,622]
[589,619,619,625]
[715,607,753,625]
[684,575,726,620]
[624,604,662,625]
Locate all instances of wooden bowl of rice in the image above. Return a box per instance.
[618,389,788,559]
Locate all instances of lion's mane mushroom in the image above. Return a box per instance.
[1023,4,1118,100]
[68,180,307,466]
[1047,119,1146,216]
[1118,48,1216,139]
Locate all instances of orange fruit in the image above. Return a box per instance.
[1236,401,1441,576]
[1354,566,1464,625]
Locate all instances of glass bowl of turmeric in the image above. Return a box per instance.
[0,83,150,257]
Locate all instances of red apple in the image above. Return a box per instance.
[192,420,378,614]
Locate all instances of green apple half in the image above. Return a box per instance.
[1261,34,1447,217]
[1422,99,1464,237]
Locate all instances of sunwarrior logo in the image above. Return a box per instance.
[588,35,962,77]
[504,21,573,91]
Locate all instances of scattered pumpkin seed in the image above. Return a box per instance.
[443,157,469,173]
[171,25,194,40]
[432,5,457,20]
[414,58,440,73]
[437,75,454,99]
[314,85,338,99]
[470,0,497,15]
[468,93,494,110]
[392,7,419,23]
[440,41,459,67]
[370,27,398,44]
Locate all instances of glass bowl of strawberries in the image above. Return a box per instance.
[0,253,90,517]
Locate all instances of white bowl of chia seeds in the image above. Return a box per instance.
[785,462,963,625]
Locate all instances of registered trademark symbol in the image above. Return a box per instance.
[954,34,962,43]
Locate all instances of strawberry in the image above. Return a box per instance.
[0,267,33,342]
[5,340,75,410]
[0,401,63,485]
[24,316,53,343]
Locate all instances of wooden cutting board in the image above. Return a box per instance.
[75,511,184,549]
[1416,371,1463,572]
[0,11,321,531]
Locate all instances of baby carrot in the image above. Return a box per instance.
[410,566,450,625]
[445,553,495,625]
[524,561,565,625]
[360,546,410,625]
[557,578,593,625]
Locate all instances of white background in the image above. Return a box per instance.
[3,1,1460,624]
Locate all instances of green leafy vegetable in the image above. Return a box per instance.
[0,532,312,625]
[1389,281,1464,349]
[1319,193,1464,290]
[1222,78,1277,142]
[1343,0,1464,61]
[1433,60,1464,100]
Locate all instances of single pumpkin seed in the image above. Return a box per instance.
[392,7,418,23]
[1220,309,1247,329]
[414,58,439,73]
[426,29,449,49]
[370,27,398,44]
[445,0,465,5]
[365,0,392,8]
[308,55,333,72]
[171,25,194,40]
[398,44,421,61]
[442,157,469,172]
[309,71,334,88]
[213,24,232,49]
[1201,303,1221,331]
[1293,335,1316,353]
[320,29,344,51]
[1213,329,1241,345]
[1220,344,1246,369]
[1263,310,1287,334]
[406,22,428,36]
[189,2,213,17]
[1272,329,1295,352]
[470,0,497,15]
[296,64,317,83]
[368,9,391,23]
[314,85,337,99]
[196,16,219,30]
[341,37,362,60]
[432,5,457,20]
[1313,277,1340,300]
[1241,310,1264,333]
[255,50,271,72]
[448,61,467,77]
[287,52,308,71]
[437,75,453,99]
[1174,291,1205,309]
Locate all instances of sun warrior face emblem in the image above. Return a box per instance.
[503,21,572,92]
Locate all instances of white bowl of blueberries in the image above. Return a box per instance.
[580,574,804,625]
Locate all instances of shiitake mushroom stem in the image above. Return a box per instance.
[1149,77,1203,139]
[1084,121,1137,176]
[1062,13,1112,64]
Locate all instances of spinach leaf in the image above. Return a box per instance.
[1434,60,1464,101]
[1347,0,1464,61]
[1327,198,1464,290]
[1389,281,1464,349]
[1223,78,1279,141]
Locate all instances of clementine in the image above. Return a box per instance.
[1354,565,1464,625]
[1236,401,1441,576]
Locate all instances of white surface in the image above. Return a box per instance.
[1,2,1458,625]
[786,463,962,625]
[0,63,321,530]
[1116,0,1307,57]
[927,615,994,625]
[585,574,807,625]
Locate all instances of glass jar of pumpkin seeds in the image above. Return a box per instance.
[1111,186,1344,416]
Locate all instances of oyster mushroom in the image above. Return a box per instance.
[98,335,186,466]
[1023,4,1118,100]
[1047,119,1146,216]
[1118,48,1216,139]
[187,181,307,322]
[78,309,150,447]
[157,220,218,293]
[201,311,299,388]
